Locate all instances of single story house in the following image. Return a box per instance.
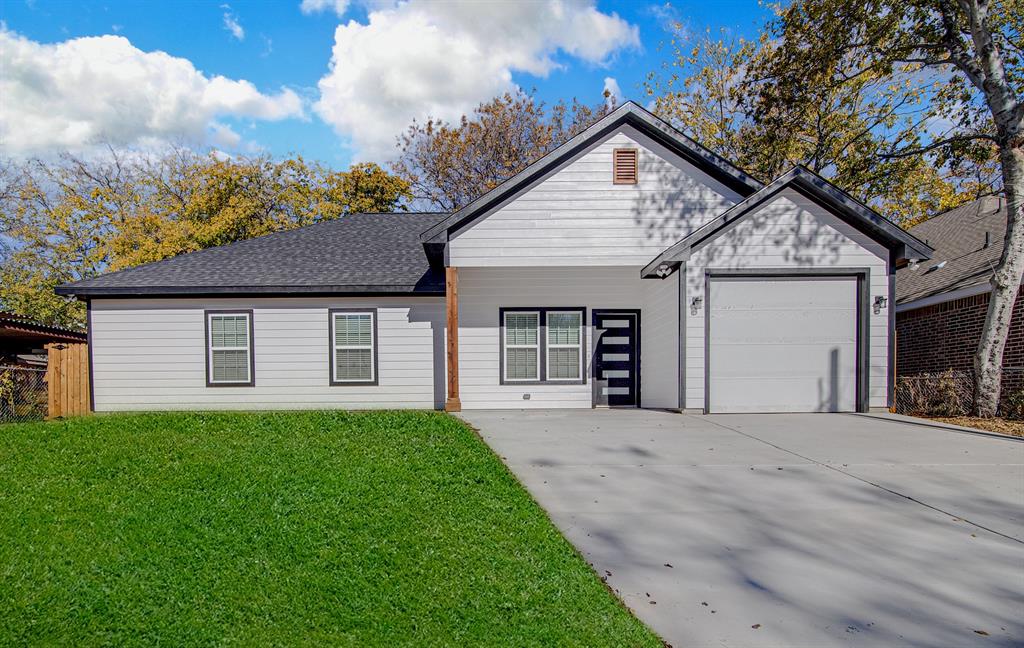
[56,102,932,414]
[896,196,1022,402]
[0,311,87,367]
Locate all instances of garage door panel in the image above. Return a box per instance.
[709,344,857,378]
[710,316,856,344]
[708,276,858,413]
[709,376,858,413]
[708,277,854,308]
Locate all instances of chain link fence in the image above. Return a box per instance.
[893,368,1024,419]
[893,370,973,417]
[0,366,48,424]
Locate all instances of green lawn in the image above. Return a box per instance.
[0,411,660,647]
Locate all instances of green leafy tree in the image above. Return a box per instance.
[753,0,1022,416]
[646,32,763,169]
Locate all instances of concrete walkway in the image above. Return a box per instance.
[460,409,1024,648]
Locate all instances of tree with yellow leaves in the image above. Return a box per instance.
[0,149,411,328]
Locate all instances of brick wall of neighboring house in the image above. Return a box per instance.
[896,286,1024,404]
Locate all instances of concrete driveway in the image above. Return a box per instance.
[459,409,1024,647]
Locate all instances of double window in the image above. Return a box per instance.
[330,309,378,386]
[206,311,254,386]
[501,308,585,384]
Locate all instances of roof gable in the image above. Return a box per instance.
[445,125,745,268]
[641,166,933,278]
[420,101,763,244]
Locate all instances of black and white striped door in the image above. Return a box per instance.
[593,311,639,407]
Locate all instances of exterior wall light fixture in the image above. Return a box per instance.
[690,296,703,316]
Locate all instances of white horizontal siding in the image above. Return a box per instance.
[457,267,679,410]
[90,297,444,411]
[683,189,891,410]
[448,125,742,267]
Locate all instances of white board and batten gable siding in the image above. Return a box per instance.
[683,188,892,410]
[90,297,445,411]
[447,125,744,267]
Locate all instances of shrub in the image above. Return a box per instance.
[931,370,966,417]
[894,370,971,417]
[1005,389,1024,420]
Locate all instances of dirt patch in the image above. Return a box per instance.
[929,416,1024,437]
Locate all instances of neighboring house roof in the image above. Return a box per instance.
[56,213,448,298]
[641,166,934,278]
[896,196,1007,305]
[0,311,87,344]
[419,101,764,244]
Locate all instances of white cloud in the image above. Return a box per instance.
[209,122,243,148]
[603,76,622,106]
[222,7,245,41]
[314,0,638,160]
[300,0,349,17]
[0,28,304,155]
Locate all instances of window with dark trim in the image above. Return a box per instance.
[329,308,378,386]
[205,310,255,386]
[504,311,540,381]
[613,148,638,184]
[499,307,586,385]
[545,310,583,380]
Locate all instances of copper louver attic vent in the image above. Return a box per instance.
[613,148,638,184]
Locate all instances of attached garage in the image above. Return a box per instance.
[706,273,865,413]
[642,166,933,414]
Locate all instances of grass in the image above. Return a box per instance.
[928,415,1024,437]
[0,411,660,647]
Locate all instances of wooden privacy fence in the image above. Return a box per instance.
[45,342,90,419]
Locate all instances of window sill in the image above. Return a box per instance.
[499,379,586,386]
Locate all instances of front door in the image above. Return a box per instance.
[592,310,640,407]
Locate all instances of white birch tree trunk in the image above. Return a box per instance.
[973,145,1024,416]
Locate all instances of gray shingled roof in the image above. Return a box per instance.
[896,196,1007,304]
[56,213,448,297]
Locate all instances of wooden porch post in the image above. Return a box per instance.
[444,266,462,412]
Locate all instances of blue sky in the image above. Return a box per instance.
[1,0,771,168]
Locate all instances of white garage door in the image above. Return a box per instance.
[708,276,858,413]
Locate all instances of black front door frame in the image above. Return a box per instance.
[591,309,641,408]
